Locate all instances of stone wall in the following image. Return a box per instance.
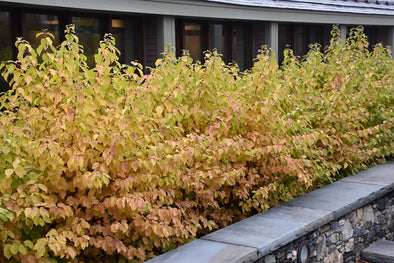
[259,191,394,263]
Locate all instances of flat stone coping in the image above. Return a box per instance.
[145,160,394,263]
[362,239,394,263]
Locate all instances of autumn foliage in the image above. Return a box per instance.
[0,25,393,262]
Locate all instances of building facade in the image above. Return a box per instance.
[0,0,393,73]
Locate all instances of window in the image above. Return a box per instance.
[279,23,331,63]
[111,18,139,64]
[184,22,203,61]
[208,23,225,55]
[25,13,60,48]
[0,11,13,62]
[0,6,147,76]
[0,11,13,93]
[232,24,249,70]
[72,16,100,67]
[294,25,307,57]
[251,22,266,60]
[363,26,390,50]
[178,20,252,68]
[279,24,293,63]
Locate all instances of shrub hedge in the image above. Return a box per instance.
[0,25,392,262]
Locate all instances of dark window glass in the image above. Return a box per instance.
[322,26,331,50]
[184,23,202,62]
[309,26,322,47]
[0,11,13,62]
[0,11,13,93]
[375,27,389,46]
[72,16,100,67]
[294,25,307,57]
[208,23,225,55]
[112,18,138,64]
[25,13,60,48]
[279,24,330,63]
[364,26,390,50]
[308,25,331,51]
[232,24,248,70]
[143,16,158,69]
[279,24,292,63]
[252,22,266,59]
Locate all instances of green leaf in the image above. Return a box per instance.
[10,244,18,255]
[18,244,28,255]
[5,231,15,239]
[24,240,34,249]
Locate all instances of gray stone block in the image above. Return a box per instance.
[316,235,326,261]
[345,238,354,253]
[341,219,354,241]
[201,205,332,256]
[331,233,339,243]
[362,205,375,228]
[362,239,394,263]
[282,180,387,219]
[342,160,394,187]
[144,239,258,263]
[263,254,276,263]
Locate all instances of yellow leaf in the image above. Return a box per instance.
[37,184,48,193]
[163,226,169,237]
[65,246,77,259]
[10,244,18,255]
[15,166,24,178]
[5,169,13,177]
[34,238,48,258]
[12,159,20,170]
[67,157,78,172]
[156,106,163,116]
[164,100,173,112]
[25,207,32,218]
[17,88,25,96]
[260,106,270,114]
[25,75,33,84]
[3,244,12,259]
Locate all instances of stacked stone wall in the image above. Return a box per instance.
[259,191,394,263]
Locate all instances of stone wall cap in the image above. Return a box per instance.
[342,160,394,186]
[145,239,258,263]
[201,205,332,256]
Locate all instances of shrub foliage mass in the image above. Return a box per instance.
[0,25,393,262]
